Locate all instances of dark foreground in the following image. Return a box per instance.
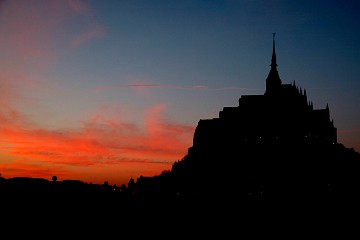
[1,189,358,238]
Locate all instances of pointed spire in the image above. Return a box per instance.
[326,103,330,118]
[271,33,277,68]
[265,33,282,94]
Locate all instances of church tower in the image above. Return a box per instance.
[265,33,282,95]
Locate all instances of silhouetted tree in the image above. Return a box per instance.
[52,176,57,182]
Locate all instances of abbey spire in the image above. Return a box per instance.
[271,32,277,68]
[265,33,282,95]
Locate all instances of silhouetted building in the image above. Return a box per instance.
[194,33,337,150]
[166,34,359,204]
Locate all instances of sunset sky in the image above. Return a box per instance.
[1,0,359,186]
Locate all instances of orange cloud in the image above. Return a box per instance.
[0,103,194,185]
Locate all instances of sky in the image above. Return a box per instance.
[0,0,359,186]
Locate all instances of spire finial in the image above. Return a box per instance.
[271,33,277,68]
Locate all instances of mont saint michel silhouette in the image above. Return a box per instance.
[1,35,360,218]
[136,33,360,207]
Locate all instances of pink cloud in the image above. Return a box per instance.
[67,0,89,13]
[0,0,106,70]
[0,1,58,67]
[71,24,107,47]
[94,83,210,92]
[93,82,257,93]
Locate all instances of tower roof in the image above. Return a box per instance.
[265,33,282,95]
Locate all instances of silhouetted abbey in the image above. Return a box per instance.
[196,34,337,149]
[140,34,360,205]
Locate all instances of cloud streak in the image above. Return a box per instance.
[94,83,255,92]
[71,24,107,47]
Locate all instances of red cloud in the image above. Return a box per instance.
[0,103,194,185]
